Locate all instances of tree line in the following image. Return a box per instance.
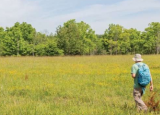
[0,19,160,56]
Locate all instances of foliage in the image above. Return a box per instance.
[143,22,160,54]
[145,92,160,112]
[0,21,160,56]
[103,24,123,55]
[36,40,63,56]
[56,19,97,55]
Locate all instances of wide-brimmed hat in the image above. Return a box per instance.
[132,54,143,62]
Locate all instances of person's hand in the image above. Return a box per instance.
[150,85,153,91]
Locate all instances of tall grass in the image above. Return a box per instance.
[0,55,159,115]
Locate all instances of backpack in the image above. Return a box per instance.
[136,63,151,87]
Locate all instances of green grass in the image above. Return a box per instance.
[0,56,160,115]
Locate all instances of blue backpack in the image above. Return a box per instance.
[136,63,151,87]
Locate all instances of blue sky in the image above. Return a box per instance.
[0,0,160,34]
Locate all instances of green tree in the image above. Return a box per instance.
[19,22,36,55]
[36,39,63,56]
[20,22,36,43]
[56,19,97,55]
[119,31,130,54]
[31,32,47,56]
[0,27,5,55]
[94,35,105,55]
[103,24,123,55]
[123,28,141,54]
[2,30,17,56]
[1,22,36,56]
[144,22,160,54]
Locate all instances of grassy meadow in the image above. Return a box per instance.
[0,55,160,115]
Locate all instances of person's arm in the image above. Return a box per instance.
[131,73,136,78]
[131,65,136,78]
[150,74,153,91]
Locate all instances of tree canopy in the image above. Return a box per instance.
[0,21,160,56]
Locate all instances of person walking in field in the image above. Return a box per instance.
[131,54,153,112]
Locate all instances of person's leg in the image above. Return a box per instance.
[133,88,148,112]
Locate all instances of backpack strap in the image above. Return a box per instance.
[136,63,141,68]
[136,63,145,68]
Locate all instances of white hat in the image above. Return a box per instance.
[132,54,143,62]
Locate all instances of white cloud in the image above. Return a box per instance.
[0,0,160,34]
[0,0,38,27]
